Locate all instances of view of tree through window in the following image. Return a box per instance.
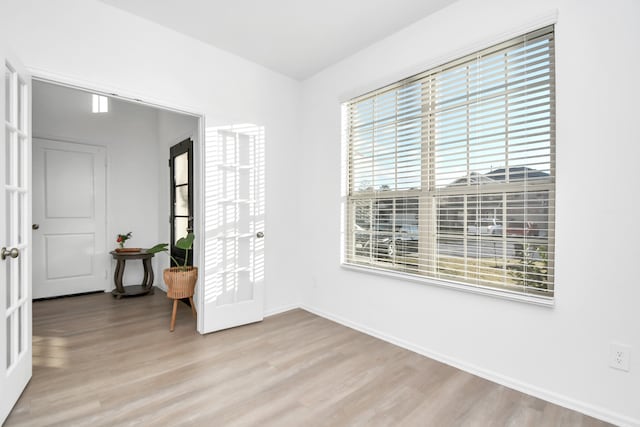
[344,26,555,299]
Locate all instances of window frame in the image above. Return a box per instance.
[341,26,556,305]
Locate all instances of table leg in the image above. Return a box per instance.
[114,259,125,295]
[142,257,154,290]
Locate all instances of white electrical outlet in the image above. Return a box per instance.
[609,343,631,371]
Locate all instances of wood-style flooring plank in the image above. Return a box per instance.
[5,291,612,427]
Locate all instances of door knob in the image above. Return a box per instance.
[1,247,19,260]
[256,232,264,239]
[32,224,40,230]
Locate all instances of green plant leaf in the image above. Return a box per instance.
[146,243,169,254]
[176,233,194,250]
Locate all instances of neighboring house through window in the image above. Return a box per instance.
[343,26,556,302]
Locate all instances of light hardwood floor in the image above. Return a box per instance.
[6,291,610,427]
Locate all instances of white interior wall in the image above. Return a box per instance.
[6,0,303,314]
[299,0,640,425]
[32,81,162,286]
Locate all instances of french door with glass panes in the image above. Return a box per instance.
[0,48,32,424]
[202,125,264,333]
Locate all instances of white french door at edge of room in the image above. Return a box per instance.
[0,49,32,423]
[202,126,265,333]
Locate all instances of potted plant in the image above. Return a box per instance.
[147,233,197,331]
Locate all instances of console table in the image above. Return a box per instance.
[110,250,155,298]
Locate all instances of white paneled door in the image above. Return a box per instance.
[32,139,107,299]
[202,125,265,333]
[0,49,32,424]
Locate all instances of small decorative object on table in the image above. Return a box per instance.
[116,232,132,249]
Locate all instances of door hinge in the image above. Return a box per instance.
[168,159,171,167]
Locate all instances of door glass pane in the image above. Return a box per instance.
[174,152,188,185]
[10,192,16,244]
[6,192,14,244]
[237,204,249,234]
[17,80,24,132]
[6,316,11,369]
[175,185,189,216]
[6,191,14,309]
[18,306,23,354]
[17,255,23,300]
[17,193,23,245]
[224,169,236,200]
[5,255,11,309]
[224,134,236,165]
[237,271,253,302]
[5,130,13,185]
[174,217,188,244]
[17,136,25,188]
[238,134,250,166]
[238,169,249,200]
[4,66,13,123]
[6,315,12,368]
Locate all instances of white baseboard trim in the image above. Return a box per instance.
[301,304,639,427]
[264,304,299,317]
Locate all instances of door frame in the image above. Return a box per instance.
[169,138,194,267]
[29,71,207,332]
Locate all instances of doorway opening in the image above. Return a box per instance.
[31,79,202,301]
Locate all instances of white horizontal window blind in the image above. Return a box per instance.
[344,26,555,300]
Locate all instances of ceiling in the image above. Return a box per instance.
[98,0,458,80]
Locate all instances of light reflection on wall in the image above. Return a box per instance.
[204,124,265,306]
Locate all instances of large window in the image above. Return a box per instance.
[343,26,555,301]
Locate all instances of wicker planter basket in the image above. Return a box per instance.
[163,267,198,299]
[164,266,198,332]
